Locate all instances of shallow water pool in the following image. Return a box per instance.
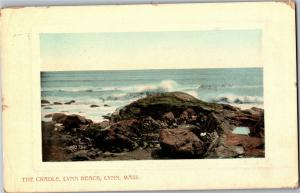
[232,126,250,135]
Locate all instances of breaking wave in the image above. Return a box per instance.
[41,80,178,93]
[198,84,262,89]
[105,80,178,101]
[211,94,263,104]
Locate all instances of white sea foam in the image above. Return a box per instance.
[185,90,199,98]
[198,84,262,89]
[136,80,177,93]
[42,87,96,92]
[212,94,263,104]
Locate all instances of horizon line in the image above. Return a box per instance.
[41,66,263,72]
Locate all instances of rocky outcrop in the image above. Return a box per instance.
[159,128,204,158]
[52,113,68,123]
[111,92,223,121]
[62,114,92,131]
[42,92,264,161]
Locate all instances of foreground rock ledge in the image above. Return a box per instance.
[42,92,265,161]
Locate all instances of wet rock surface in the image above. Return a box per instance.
[159,128,205,158]
[42,92,264,161]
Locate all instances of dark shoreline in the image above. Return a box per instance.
[42,91,264,161]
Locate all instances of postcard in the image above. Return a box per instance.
[1,1,298,192]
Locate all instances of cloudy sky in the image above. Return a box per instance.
[40,30,262,71]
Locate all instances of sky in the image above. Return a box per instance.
[40,30,262,71]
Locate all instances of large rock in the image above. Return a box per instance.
[177,124,203,137]
[224,133,264,150]
[113,92,224,121]
[62,114,92,130]
[141,116,165,133]
[204,112,234,133]
[159,128,205,158]
[249,112,264,137]
[42,91,265,160]
[52,113,67,123]
[161,112,175,124]
[111,92,263,134]
[179,108,197,124]
[94,119,140,152]
[41,99,50,104]
[209,133,264,158]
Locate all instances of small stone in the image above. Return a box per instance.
[41,99,50,104]
[64,100,76,105]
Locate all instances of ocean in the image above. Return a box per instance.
[41,68,263,122]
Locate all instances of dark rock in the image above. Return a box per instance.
[65,145,78,153]
[162,112,175,124]
[42,121,68,161]
[113,92,262,133]
[90,104,99,108]
[71,155,89,161]
[102,113,111,120]
[53,102,63,105]
[226,107,263,128]
[42,91,265,161]
[94,119,140,152]
[81,122,110,138]
[224,133,264,150]
[114,92,223,121]
[179,108,197,123]
[159,128,205,158]
[209,133,264,158]
[242,107,263,116]
[177,124,203,137]
[214,145,241,158]
[41,99,50,104]
[249,112,264,137]
[52,113,67,123]
[42,121,55,136]
[104,104,110,107]
[64,100,75,105]
[204,112,233,133]
[244,148,264,157]
[141,116,164,132]
[62,114,93,131]
[110,111,121,122]
[43,107,52,109]
[99,121,110,129]
[203,131,220,156]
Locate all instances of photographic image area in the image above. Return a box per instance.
[40,31,264,161]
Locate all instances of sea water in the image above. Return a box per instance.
[232,127,250,135]
[41,68,263,122]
